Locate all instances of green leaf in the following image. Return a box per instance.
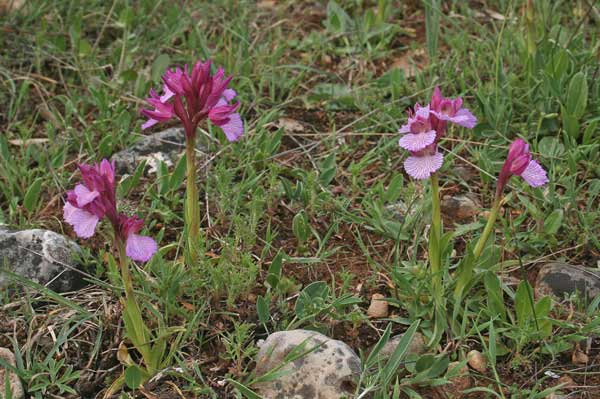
[292,211,310,244]
[169,154,187,192]
[488,322,497,367]
[515,281,533,328]
[544,209,563,235]
[257,295,270,325]
[566,71,588,118]
[326,1,353,33]
[382,320,420,387]
[582,121,598,145]
[484,272,506,321]
[227,379,263,399]
[124,365,143,389]
[23,178,43,213]
[152,54,172,82]
[365,323,392,367]
[266,251,284,290]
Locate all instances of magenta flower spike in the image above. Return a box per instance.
[63,159,157,262]
[398,87,477,180]
[496,138,548,196]
[141,60,244,142]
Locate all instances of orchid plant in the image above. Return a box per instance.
[142,60,244,264]
[63,160,179,392]
[397,87,548,345]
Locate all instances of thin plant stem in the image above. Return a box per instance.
[473,197,502,259]
[185,136,200,265]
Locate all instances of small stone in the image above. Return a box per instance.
[367,293,388,318]
[111,128,205,175]
[0,348,24,399]
[442,195,480,222]
[453,166,478,183]
[572,348,589,365]
[467,349,487,373]
[378,331,427,359]
[535,262,600,300]
[445,361,472,398]
[253,330,361,399]
[0,228,84,293]
[277,118,304,134]
[557,375,574,388]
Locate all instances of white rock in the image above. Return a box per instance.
[0,348,24,399]
[0,228,83,292]
[253,330,361,399]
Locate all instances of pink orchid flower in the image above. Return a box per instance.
[496,138,548,196]
[63,159,157,262]
[141,60,244,142]
[398,87,477,180]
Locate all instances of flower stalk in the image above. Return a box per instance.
[185,135,200,264]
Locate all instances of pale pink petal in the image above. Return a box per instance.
[398,122,411,134]
[222,89,237,101]
[63,203,99,239]
[398,130,437,152]
[159,84,175,102]
[219,113,244,142]
[73,184,99,207]
[434,108,477,128]
[142,118,159,130]
[403,152,444,180]
[520,160,548,187]
[126,233,158,262]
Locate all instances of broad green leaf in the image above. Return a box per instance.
[566,71,588,118]
[515,281,533,328]
[266,251,284,290]
[124,365,143,389]
[544,209,563,235]
[23,178,42,213]
[152,54,172,82]
[257,295,270,325]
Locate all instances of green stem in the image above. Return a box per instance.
[430,174,442,292]
[116,239,154,373]
[473,197,502,259]
[429,174,446,346]
[185,136,200,265]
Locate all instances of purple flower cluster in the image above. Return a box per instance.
[496,138,548,195]
[142,60,244,142]
[399,87,477,179]
[63,160,157,262]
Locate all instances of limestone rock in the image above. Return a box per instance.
[367,293,388,318]
[442,194,480,222]
[0,228,84,293]
[535,262,600,300]
[467,349,486,373]
[0,348,24,399]
[253,330,361,399]
[111,128,205,175]
[378,331,427,359]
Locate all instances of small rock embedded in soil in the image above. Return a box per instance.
[253,329,361,399]
[0,348,25,399]
[441,194,480,222]
[378,331,427,359]
[572,348,589,365]
[467,349,487,373]
[111,128,205,175]
[0,227,84,293]
[445,361,472,398]
[367,293,388,318]
[534,262,600,300]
